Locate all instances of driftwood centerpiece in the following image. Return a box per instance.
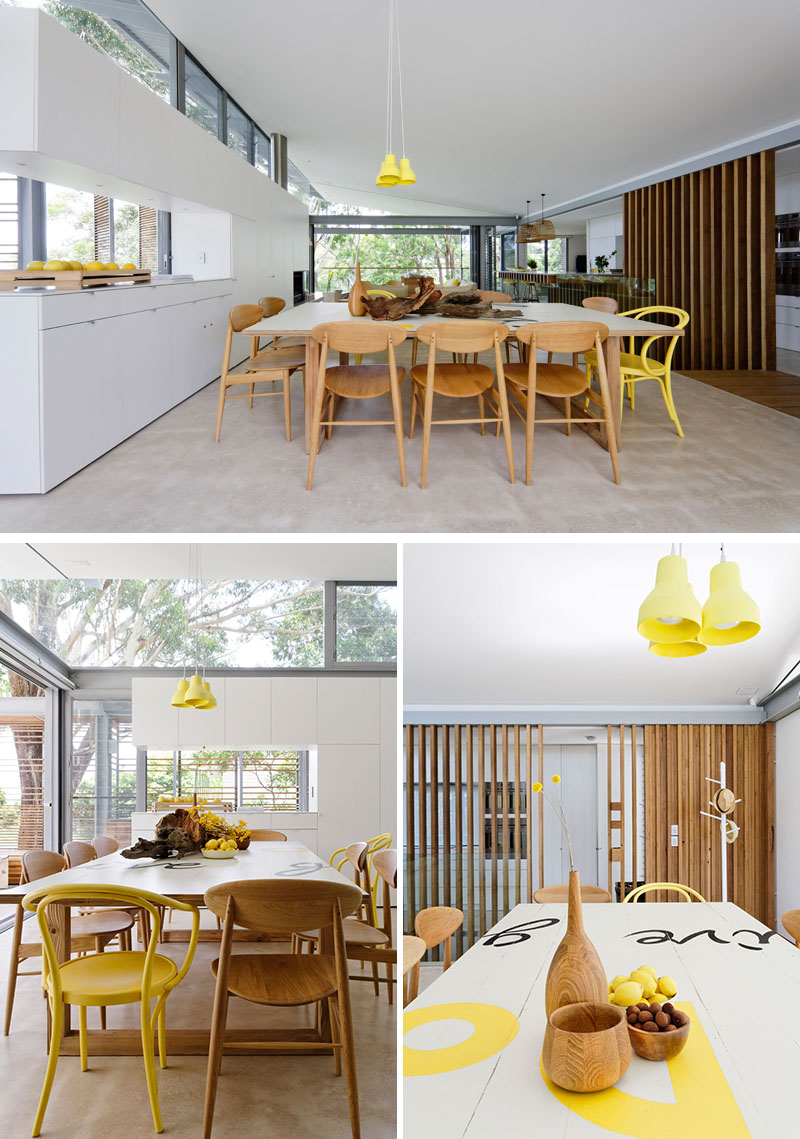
[121,806,250,860]
[360,276,442,321]
[418,291,523,321]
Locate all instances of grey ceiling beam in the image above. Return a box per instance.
[403,704,766,726]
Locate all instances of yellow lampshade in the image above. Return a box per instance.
[397,157,416,185]
[196,681,217,710]
[184,673,208,706]
[698,560,761,645]
[649,637,707,658]
[170,678,190,707]
[376,153,401,186]
[637,554,702,643]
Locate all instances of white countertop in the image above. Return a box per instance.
[0,275,234,297]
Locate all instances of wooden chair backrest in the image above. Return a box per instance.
[475,290,513,303]
[343,841,368,874]
[228,304,265,333]
[582,296,618,314]
[782,909,800,946]
[415,319,509,354]
[403,935,427,977]
[534,883,612,904]
[249,829,287,842]
[311,321,408,354]
[372,849,397,889]
[414,906,464,949]
[257,296,286,318]
[91,835,119,857]
[21,849,66,884]
[203,879,363,935]
[515,319,609,355]
[63,841,96,869]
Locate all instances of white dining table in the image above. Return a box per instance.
[1,841,357,1057]
[244,301,682,454]
[404,901,798,1138]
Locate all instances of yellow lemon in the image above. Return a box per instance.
[26,260,44,271]
[657,976,678,998]
[85,261,104,270]
[629,969,657,998]
[226,840,238,850]
[44,260,69,270]
[609,974,630,991]
[205,839,219,850]
[637,965,658,981]
[121,262,137,270]
[104,261,119,270]
[69,261,83,270]
[652,991,671,1003]
[611,981,643,1007]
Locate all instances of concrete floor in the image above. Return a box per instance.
[0,344,799,533]
[0,910,397,1139]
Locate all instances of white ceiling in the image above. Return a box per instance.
[404,541,800,708]
[148,0,800,215]
[0,542,396,581]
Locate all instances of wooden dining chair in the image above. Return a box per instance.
[582,296,619,314]
[623,882,706,903]
[403,935,427,1007]
[782,910,800,947]
[256,296,304,351]
[4,851,135,1036]
[410,320,514,489]
[306,321,408,490]
[329,833,393,922]
[475,290,514,303]
[366,849,397,1005]
[505,321,620,487]
[202,879,364,1139]
[248,829,287,842]
[414,906,464,971]
[534,884,612,903]
[214,304,305,443]
[295,843,392,996]
[91,835,119,857]
[63,840,97,868]
[22,882,199,1137]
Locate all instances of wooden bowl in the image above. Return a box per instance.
[542,1002,631,1092]
[628,1013,690,1061]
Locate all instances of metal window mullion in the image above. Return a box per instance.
[173,750,180,797]
[323,580,337,669]
[171,39,185,113]
[136,747,147,811]
[219,90,227,145]
[236,752,243,809]
[299,750,309,812]
[247,120,255,166]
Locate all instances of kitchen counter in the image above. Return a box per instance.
[0,277,235,493]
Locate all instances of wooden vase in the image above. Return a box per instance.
[347,261,368,316]
[544,870,607,1016]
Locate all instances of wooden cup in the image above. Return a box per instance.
[628,1013,690,1061]
[542,1002,631,1093]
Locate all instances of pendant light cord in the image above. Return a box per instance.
[385,0,394,154]
[395,0,406,158]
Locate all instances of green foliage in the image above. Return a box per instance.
[336,585,397,663]
[315,228,469,291]
[46,187,94,262]
[114,202,139,265]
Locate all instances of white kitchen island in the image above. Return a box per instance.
[0,276,234,493]
[130,809,319,853]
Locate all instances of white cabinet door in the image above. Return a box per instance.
[272,677,317,746]
[41,317,123,490]
[316,744,380,860]
[178,679,226,748]
[121,307,173,437]
[379,678,397,839]
[132,677,179,748]
[317,677,381,744]
[224,678,271,746]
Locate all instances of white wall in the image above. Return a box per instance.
[586,212,623,271]
[0,8,308,306]
[775,709,800,935]
[131,675,397,862]
[568,234,587,272]
[776,172,800,214]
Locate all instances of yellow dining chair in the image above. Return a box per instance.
[584,306,689,436]
[329,833,393,921]
[623,882,706,903]
[22,883,199,1136]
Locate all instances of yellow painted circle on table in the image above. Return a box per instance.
[403,1003,520,1076]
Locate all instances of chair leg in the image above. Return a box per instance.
[306,376,328,491]
[157,1000,167,1070]
[203,976,230,1139]
[32,997,63,1138]
[478,394,486,436]
[328,996,342,1076]
[525,396,535,486]
[79,1005,88,1072]
[283,370,292,443]
[389,378,407,488]
[564,397,571,437]
[371,961,380,997]
[420,392,434,491]
[497,380,515,485]
[213,379,227,443]
[333,990,361,1139]
[408,385,418,439]
[3,906,23,1035]
[140,995,163,1134]
[661,371,684,436]
[248,381,255,410]
[95,939,107,1029]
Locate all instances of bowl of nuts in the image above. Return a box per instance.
[626,1001,690,1061]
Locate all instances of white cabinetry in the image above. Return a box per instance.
[178,683,226,749]
[272,677,318,746]
[131,677,179,748]
[122,307,173,436]
[224,678,272,746]
[317,677,380,744]
[776,296,800,352]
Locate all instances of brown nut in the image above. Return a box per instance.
[655,1012,670,1028]
[671,1011,688,1027]
[662,1023,677,1032]
[627,1012,639,1024]
[636,1002,650,1011]
[649,1003,662,1016]
[642,1020,659,1032]
[638,1010,654,1023]
[661,1002,675,1016]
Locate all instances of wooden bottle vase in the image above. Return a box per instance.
[347,261,368,316]
[544,869,607,1015]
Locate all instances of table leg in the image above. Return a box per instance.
[304,335,318,454]
[602,335,622,452]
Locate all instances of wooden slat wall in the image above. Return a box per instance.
[623,151,776,370]
[643,723,775,927]
[405,721,776,961]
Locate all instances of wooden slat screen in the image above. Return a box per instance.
[623,151,775,370]
[93,194,112,263]
[138,205,159,272]
[405,721,776,961]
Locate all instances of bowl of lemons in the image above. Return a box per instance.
[201,838,240,859]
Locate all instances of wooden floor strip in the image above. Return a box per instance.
[683,370,800,418]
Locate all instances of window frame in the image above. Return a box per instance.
[325,580,398,671]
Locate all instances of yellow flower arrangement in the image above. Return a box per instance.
[190,808,251,845]
[532,773,574,870]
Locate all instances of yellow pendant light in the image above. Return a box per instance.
[184,673,208,706]
[698,547,761,646]
[196,680,217,710]
[375,0,415,187]
[649,637,707,658]
[170,677,190,707]
[637,548,702,644]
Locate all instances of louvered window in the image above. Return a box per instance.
[0,175,19,269]
[93,195,112,262]
[0,715,44,854]
[70,700,137,845]
[145,750,307,812]
[138,206,159,271]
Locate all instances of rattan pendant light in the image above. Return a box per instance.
[518,193,556,243]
